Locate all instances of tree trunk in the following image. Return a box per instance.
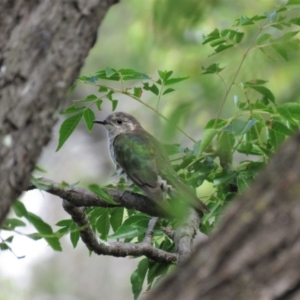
[0,0,118,225]
[148,133,300,300]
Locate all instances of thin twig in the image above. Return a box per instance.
[143,217,159,244]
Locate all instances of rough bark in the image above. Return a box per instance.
[0,0,118,225]
[148,133,300,300]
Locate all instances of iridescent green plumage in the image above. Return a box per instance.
[94,112,210,214]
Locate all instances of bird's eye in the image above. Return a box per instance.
[117,119,123,125]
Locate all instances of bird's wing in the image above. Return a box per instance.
[113,133,164,202]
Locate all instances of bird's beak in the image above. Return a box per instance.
[93,120,107,125]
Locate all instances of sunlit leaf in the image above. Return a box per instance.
[143,82,159,95]
[164,76,189,86]
[163,88,175,95]
[201,63,225,74]
[199,129,218,154]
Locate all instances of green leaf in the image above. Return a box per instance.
[230,119,257,136]
[30,176,52,190]
[112,100,118,111]
[96,70,119,81]
[290,18,300,26]
[205,119,227,129]
[0,242,9,250]
[61,105,86,114]
[287,0,300,5]
[213,171,236,186]
[95,99,103,111]
[98,86,108,92]
[13,201,28,218]
[26,233,43,240]
[105,67,116,78]
[217,132,235,165]
[246,85,275,102]
[96,211,110,240]
[235,32,244,43]
[73,94,98,103]
[131,258,149,300]
[83,108,95,132]
[133,87,142,97]
[70,224,80,248]
[164,76,189,86]
[163,88,175,95]
[110,208,124,232]
[201,63,225,74]
[214,44,234,53]
[276,106,294,123]
[272,44,289,61]
[142,82,159,95]
[270,121,294,136]
[4,236,14,243]
[280,103,300,120]
[34,165,47,173]
[26,213,62,251]
[202,28,220,44]
[199,129,218,154]
[147,261,170,289]
[56,113,82,151]
[88,184,116,204]
[209,38,226,47]
[239,15,255,25]
[109,215,150,239]
[56,219,73,227]
[256,33,271,45]
[3,218,26,230]
[157,70,167,81]
[109,227,143,240]
[265,10,276,22]
[118,69,150,80]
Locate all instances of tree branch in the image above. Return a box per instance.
[28,178,169,217]
[174,209,201,264]
[28,177,202,264]
[62,200,177,264]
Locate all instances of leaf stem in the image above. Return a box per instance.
[213,22,267,128]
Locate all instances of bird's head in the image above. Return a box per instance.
[93,112,142,140]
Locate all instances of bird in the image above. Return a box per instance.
[93,112,210,215]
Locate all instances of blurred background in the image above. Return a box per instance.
[1,0,300,299]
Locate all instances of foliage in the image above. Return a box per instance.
[2,2,300,299]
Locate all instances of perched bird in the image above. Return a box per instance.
[93,112,210,214]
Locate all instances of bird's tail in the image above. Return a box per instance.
[169,177,210,214]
